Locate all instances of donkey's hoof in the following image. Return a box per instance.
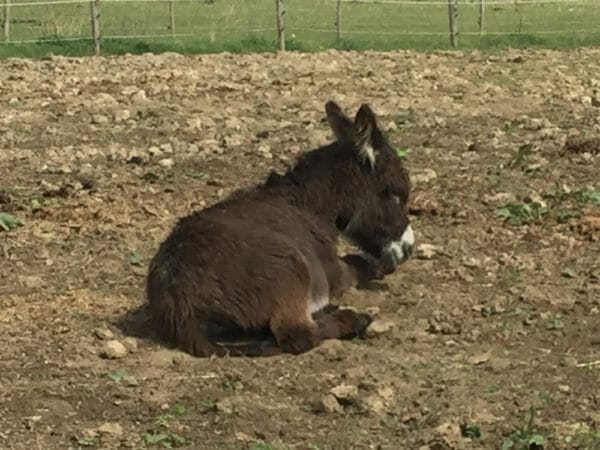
[337,310,373,339]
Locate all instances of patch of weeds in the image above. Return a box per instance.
[380,414,400,428]
[155,404,188,428]
[140,405,189,448]
[107,368,139,387]
[248,442,276,450]
[395,147,412,158]
[535,390,553,404]
[128,251,143,266]
[143,170,160,182]
[543,185,600,213]
[574,190,600,205]
[30,198,44,210]
[504,267,524,285]
[139,431,187,448]
[495,202,548,225]
[461,422,482,439]
[544,313,564,331]
[394,109,415,129]
[74,436,98,447]
[508,144,532,168]
[569,427,600,449]
[555,209,582,223]
[219,374,242,392]
[561,266,577,278]
[502,406,546,450]
[199,399,216,413]
[502,121,515,134]
[0,212,21,231]
[185,171,207,180]
[485,383,500,394]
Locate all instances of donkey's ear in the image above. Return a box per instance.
[325,101,354,142]
[354,104,378,167]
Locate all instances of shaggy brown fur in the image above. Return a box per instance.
[146,101,413,357]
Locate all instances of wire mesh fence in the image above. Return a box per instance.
[1,0,599,56]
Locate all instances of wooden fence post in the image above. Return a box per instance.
[2,0,10,42]
[169,0,175,35]
[478,0,484,36]
[275,0,285,51]
[447,0,458,48]
[90,0,100,55]
[335,0,342,41]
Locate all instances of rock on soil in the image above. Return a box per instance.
[99,340,128,359]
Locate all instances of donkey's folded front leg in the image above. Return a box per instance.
[341,253,386,286]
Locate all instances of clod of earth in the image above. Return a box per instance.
[317,394,343,414]
[365,320,396,337]
[330,384,359,404]
[100,340,128,359]
[97,422,123,437]
[93,327,114,340]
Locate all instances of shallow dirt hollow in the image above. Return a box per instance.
[0,48,599,449]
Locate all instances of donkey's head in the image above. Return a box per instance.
[326,101,414,275]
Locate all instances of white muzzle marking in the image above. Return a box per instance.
[383,224,415,267]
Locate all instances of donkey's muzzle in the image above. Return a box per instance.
[381,225,415,274]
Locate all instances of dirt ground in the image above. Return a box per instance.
[0,48,599,450]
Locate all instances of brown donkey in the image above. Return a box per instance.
[146,101,415,357]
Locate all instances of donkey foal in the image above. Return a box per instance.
[146,101,414,357]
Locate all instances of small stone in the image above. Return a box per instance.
[330,383,359,402]
[411,169,437,185]
[18,275,43,289]
[172,355,185,366]
[235,431,255,443]
[97,422,123,437]
[482,192,515,207]
[468,350,492,365]
[131,89,147,103]
[122,337,138,352]
[58,165,73,174]
[316,339,345,361]
[365,306,380,316]
[361,395,386,415]
[158,158,174,168]
[93,327,114,341]
[100,340,128,359]
[317,394,343,413]
[91,114,109,125]
[434,422,462,444]
[159,143,173,153]
[558,384,570,393]
[462,257,481,268]
[148,146,161,157]
[123,375,139,387]
[366,320,396,337]
[113,109,131,123]
[561,356,578,367]
[160,403,170,411]
[489,357,511,372]
[416,243,441,260]
[215,398,234,415]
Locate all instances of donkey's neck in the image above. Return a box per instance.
[261,163,355,228]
